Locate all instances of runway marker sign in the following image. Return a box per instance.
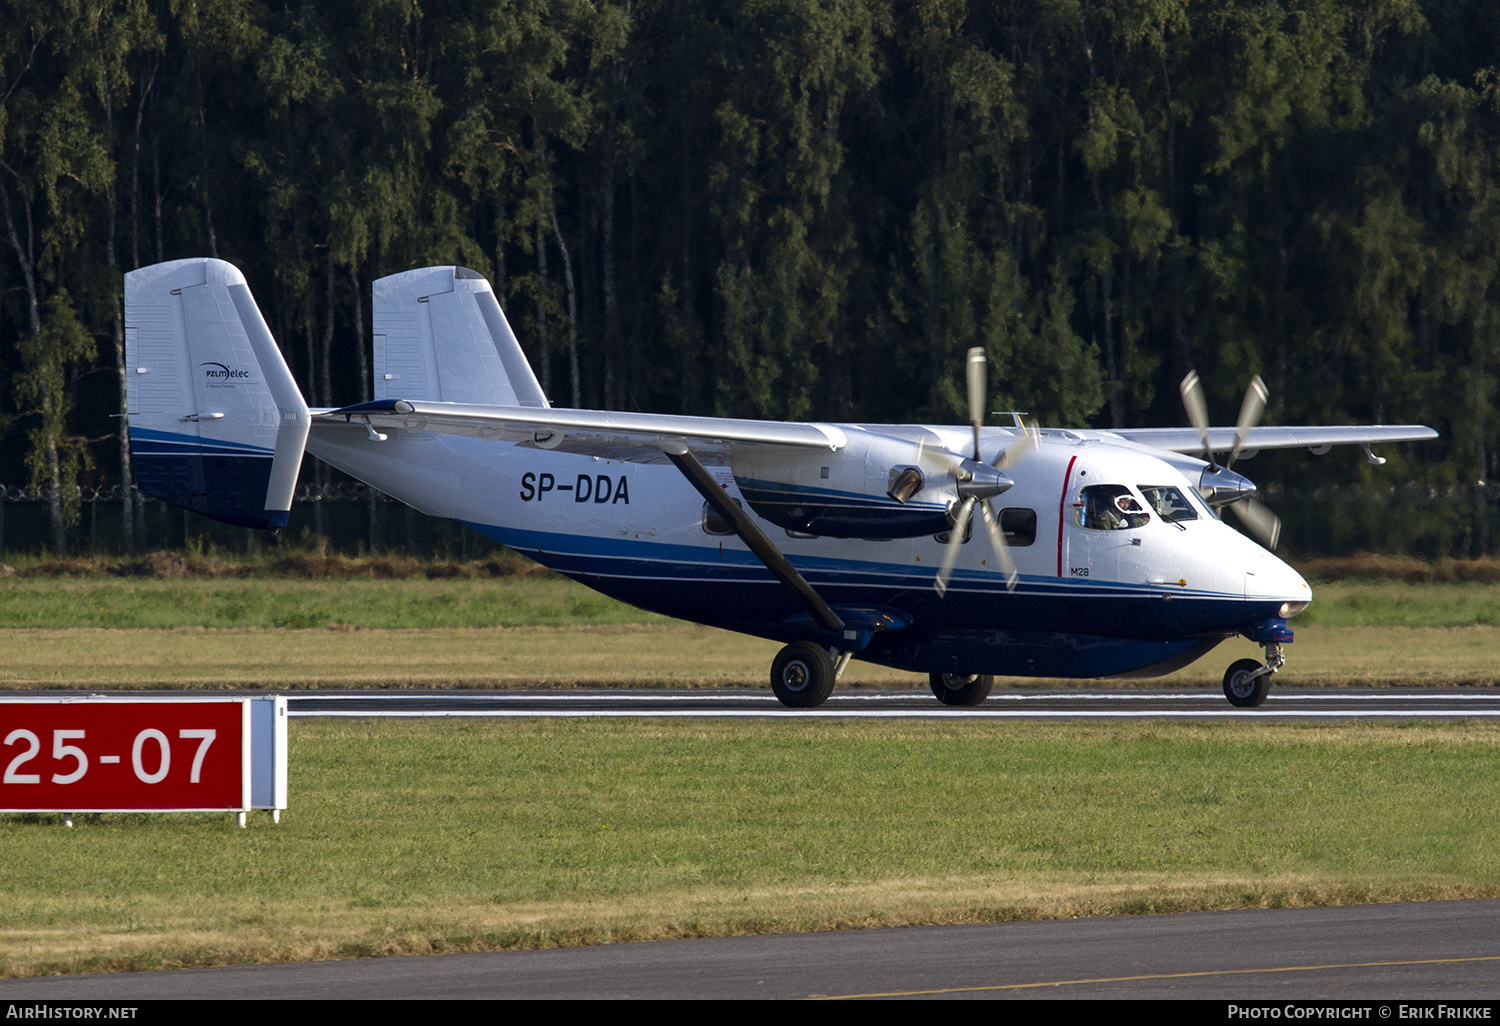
[0,696,286,826]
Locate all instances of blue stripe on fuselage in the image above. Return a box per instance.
[461,519,1281,674]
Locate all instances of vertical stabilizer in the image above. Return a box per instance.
[124,258,310,529]
[373,266,549,407]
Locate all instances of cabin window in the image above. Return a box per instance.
[936,507,1034,545]
[1076,485,1151,530]
[701,499,743,536]
[1000,507,1037,546]
[1138,485,1198,523]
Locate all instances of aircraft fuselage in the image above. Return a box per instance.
[307,421,1309,680]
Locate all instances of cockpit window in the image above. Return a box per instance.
[1183,484,1219,519]
[1138,485,1198,524]
[1076,484,1151,530]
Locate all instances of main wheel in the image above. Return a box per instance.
[928,672,994,707]
[1223,658,1271,708]
[770,641,837,708]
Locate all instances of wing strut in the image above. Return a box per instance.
[660,443,844,633]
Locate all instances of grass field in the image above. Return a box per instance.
[0,624,1496,689]
[0,575,1496,690]
[0,576,670,630]
[2,567,1497,978]
[1,574,1498,630]
[3,720,1497,977]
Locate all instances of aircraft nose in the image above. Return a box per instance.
[1247,550,1311,616]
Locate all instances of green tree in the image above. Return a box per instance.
[709,0,887,420]
[0,2,138,551]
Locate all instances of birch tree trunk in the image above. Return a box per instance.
[551,201,580,408]
[1,177,64,552]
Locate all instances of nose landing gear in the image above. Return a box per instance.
[1225,619,1294,708]
[1223,640,1286,708]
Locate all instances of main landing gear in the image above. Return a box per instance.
[768,643,999,710]
[1222,641,1286,708]
[928,672,994,706]
[770,641,851,708]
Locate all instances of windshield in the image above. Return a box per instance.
[1181,483,1219,519]
[1138,485,1198,524]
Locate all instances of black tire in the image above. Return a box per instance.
[928,672,995,707]
[1223,658,1271,708]
[770,641,837,708]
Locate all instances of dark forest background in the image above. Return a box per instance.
[2,0,1498,558]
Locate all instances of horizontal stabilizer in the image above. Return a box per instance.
[125,258,309,529]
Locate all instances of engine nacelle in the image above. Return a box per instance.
[1153,451,1258,508]
[728,428,954,538]
[1197,465,1257,506]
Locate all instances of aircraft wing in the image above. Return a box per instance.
[320,399,854,633]
[1100,424,1438,454]
[317,399,848,452]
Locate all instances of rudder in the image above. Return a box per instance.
[124,258,309,530]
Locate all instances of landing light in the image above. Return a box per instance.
[1279,601,1308,617]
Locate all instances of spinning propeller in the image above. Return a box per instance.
[1178,370,1282,549]
[930,348,1041,597]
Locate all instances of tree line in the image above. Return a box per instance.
[2,0,1497,556]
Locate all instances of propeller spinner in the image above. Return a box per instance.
[933,348,1041,597]
[1178,370,1282,549]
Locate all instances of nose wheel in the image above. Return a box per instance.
[1222,642,1285,708]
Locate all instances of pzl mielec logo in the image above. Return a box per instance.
[199,362,251,382]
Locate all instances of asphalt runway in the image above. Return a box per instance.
[2,900,1496,999]
[281,686,1500,719]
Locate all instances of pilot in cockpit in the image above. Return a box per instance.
[1080,484,1152,530]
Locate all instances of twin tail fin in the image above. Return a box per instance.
[124,259,545,530]
[372,265,548,407]
[124,258,310,530]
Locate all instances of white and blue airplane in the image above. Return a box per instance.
[123,258,1437,708]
